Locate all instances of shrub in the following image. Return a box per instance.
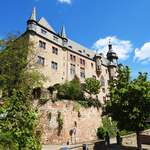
[97,116,118,139]
[102,116,118,137]
[97,127,106,139]
[57,78,83,100]
[57,112,64,136]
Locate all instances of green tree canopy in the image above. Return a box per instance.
[104,65,150,150]
[0,35,44,149]
[83,77,101,96]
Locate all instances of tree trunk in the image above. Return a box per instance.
[136,130,142,150]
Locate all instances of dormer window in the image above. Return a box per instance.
[53,36,58,42]
[41,29,47,35]
[87,54,90,57]
[69,45,72,49]
[78,50,82,53]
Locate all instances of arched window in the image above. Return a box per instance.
[100,76,105,87]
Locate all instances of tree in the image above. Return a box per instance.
[57,76,84,100]
[0,35,45,96]
[105,65,150,150]
[83,77,101,96]
[0,90,41,150]
[0,35,44,149]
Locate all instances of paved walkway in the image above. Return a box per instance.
[42,137,150,150]
[42,144,150,150]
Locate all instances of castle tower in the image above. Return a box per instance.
[95,53,102,77]
[27,7,37,32]
[59,25,68,46]
[107,41,118,79]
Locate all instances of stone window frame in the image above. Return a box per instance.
[37,56,45,66]
[39,40,46,49]
[41,28,47,35]
[80,58,85,66]
[80,67,85,78]
[51,61,58,70]
[53,36,59,42]
[70,54,76,62]
[52,46,58,55]
[70,64,76,75]
[100,75,105,87]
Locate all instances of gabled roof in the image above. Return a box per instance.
[38,17,55,32]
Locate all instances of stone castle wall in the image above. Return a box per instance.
[34,100,102,144]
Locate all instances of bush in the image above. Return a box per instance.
[97,127,106,139]
[97,116,118,139]
[102,116,118,137]
[57,77,101,108]
[57,78,83,100]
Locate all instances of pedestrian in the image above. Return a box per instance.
[116,132,121,145]
[105,131,110,146]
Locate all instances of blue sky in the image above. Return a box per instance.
[0,0,150,78]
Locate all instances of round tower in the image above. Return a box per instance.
[27,7,37,32]
[107,41,118,66]
[107,41,118,79]
[95,53,103,77]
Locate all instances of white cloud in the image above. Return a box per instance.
[57,0,72,4]
[134,42,150,63]
[92,36,133,60]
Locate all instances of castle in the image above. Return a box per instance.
[25,7,118,103]
[23,8,119,144]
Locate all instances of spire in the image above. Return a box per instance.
[30,7,36,21]
[60,25,67,38]
[108,39,112,51]
[107,39,118,63]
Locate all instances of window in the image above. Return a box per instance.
[39,40,46,49]
[53,36,58,42]
[103,96,106,103]
[70,64,76,75]
[106,69,108,74]
[102,88,105,93]
[91,63,93,68]
[68,45,72,49]
[80,58,85,66]
[92,75,96,79]
[37,56,45,66]
[51,61,58,70]
[78,50,82,53]
[70,54,76,62]
[87,54,90,57]
[52,47,58,55]
[41,29,47,35]
[80,67,85,78]
[100,76,105,86]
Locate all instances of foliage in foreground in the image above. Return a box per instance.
[104,65,150,149]
[0,90,41,150]
[0,35,44,149]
